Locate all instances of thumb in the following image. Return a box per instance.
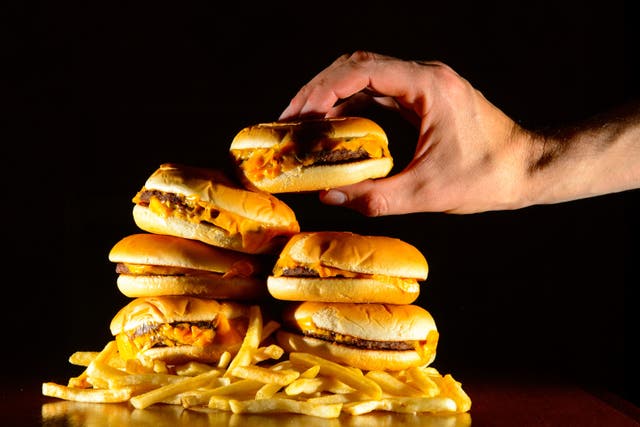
[318,174,420,216]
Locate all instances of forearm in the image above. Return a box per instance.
[521,102,640,207]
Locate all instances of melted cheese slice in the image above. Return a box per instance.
[140,195,284,254]
[232,136,390,182]
[272,253,418,290]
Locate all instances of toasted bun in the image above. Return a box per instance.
[267,276,419,304]
[282,302,437,342]
[276,331,433,371]
[239,158,393,193]
[229,117,393,193]
[116,275,266,300]
[132,163,299,254]
[277,302,437,371]
[275,231,429,278]
[230,117,389,150]
[109,233,265,275]
[109,296,249,336]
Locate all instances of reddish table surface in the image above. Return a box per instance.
[2,378,638,426]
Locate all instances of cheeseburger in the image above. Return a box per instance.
[267,231,428,304]
[229,116,393,193]
[277,301,439,371]
[109,233,267,300]
[110,296,252,364]
[131,163,300,254]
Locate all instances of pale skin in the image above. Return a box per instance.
[280,51,640,216]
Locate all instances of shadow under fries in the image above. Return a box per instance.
[41,400,472,427]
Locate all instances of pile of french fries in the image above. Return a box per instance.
[43,305,471,418]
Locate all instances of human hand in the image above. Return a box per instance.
[280,51,535,215]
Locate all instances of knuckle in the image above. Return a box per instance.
[355,191,390,217]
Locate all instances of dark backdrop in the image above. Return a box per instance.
[8,0,638,406]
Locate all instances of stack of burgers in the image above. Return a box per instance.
[266,231,439,372]
[230,116,440,372]
[45,116,471,415]
[107,163,301,366]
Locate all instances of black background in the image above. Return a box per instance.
[8,0,639,407]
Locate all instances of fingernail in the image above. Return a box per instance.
[322,190,347,205]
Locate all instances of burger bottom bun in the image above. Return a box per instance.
[117,275,267,300]
[239,157,393,193]
[140,343,242,365]
[132,205,281,255]
[267,276,419,304]
[276,330,436,372]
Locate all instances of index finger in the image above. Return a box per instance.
[279,51,421,120]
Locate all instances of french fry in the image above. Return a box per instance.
[289,352,382,399]
[405,366,440,397]
[284,378,324,396]
[175,361,218,376]
[129,368,223,409]
[218,351,232,369]
[229,397,343,418]
[365,370,424,397]
[42,382,132,403]
[231,365,300,386]
[108,372,185,388]
[68,351,99,366]
[342,396,457,415]
[252,344,285,363]
[208,378,264,397]
[431,374,472,412]
[255,382,283,399]
[224,305,262,377]
[300,365,321,379]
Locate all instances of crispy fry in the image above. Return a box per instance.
[255,382,283,399]
[289,353,382,399]
[431,374,472,412]
[224,305,262,377]
[229,397,343,418]
[342,396,457,415]
[231,365,300,386]
[68,351,99,366]
[405,366,440,397]
[129,369,223,409]
[252,344,285,363]
[42,382,132,403]
[365,370,424,397]
[175,361,218,376]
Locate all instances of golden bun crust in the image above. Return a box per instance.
[229,117,393,193]
[277,231,428,279]
[142,164,298,228]
[241,158,393,193]
[267,276,419,304]
[116,274,267,300]
[109,296,250,336]
[282,302,437,342]
[229,116,388,150]
[108,233,264,274]
[276,330,436,371]
[132,205,292,255]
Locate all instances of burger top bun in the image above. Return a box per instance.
[276,231,429,279]
[229,116,388,150]
[108,233,264,276]
[109,296,250,336]
[142,163,299,229]
[282,301,437,342]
